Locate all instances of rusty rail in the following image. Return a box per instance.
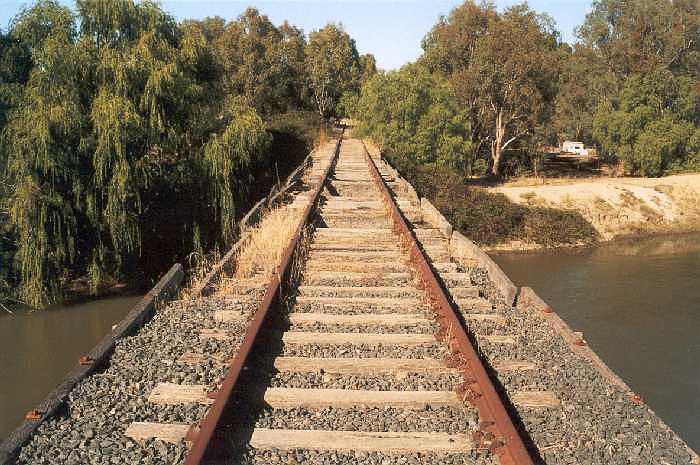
[362,142,534,465]
[182,135,342,465]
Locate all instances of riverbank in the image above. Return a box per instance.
[488,173,700,250]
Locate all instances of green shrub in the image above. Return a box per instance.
[593,72,699,177]
[521,208,598,246]
[386,154,598,247]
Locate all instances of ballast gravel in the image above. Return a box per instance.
[16,297,255,465]
[287,322,438,335]
[411,220,697,465]
[290,305,429,315]
[281,343,447,359]
[255,406,478,433]
[270,372,463,392]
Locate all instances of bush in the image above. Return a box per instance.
[387,154,598,247]
[522,208,598,246]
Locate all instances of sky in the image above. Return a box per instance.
[0,0,593,70]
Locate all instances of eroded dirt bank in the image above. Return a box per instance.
[489,173,700,249]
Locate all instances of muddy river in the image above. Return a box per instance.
[0,296,141,441]
[493,232,700,451]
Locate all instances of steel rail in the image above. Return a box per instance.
[362,142,534,465]
[182,135,342,465]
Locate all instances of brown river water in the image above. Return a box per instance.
[0,233,698,453]
[493,232,700,452]
[0,296,141,441]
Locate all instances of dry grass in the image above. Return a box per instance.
[215,205,304,295]
[180,244,222,300]
[503,176,595,188]
[561,193,575,209]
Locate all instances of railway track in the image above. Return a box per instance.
[13,133,697,465]
[164,136,537,465]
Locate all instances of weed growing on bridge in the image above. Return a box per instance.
[215,204,304,295]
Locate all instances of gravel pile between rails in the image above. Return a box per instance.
[300,289,420,299]
[291,302,432,315]
[281,343,448,359]
[255,406,477,433]
[318,218,392,229]
[270,372,464,391]
[242,449,498,465]
[303,276,418,287]
[288,322,438,335]
[16,296,257,465]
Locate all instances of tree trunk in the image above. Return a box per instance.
[491,110,505,177]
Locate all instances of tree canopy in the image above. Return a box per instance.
[354,0,699,178]
[0,0,372,307]
[580,0,700,174]
[305,24,363,118]
[593,71,700,176]
[577,0,699,78]
[421,2,560,176]
[355,65,473,173]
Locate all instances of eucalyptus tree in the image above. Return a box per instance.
[422,2,560,176]
[554,44,617,143]
[354,65,473,173]
[214,8,307,115]
[358,53,377,85]
[305,23,362,118]
[577,0,700,79]
[577,0,700,174]
[593,70,700,176]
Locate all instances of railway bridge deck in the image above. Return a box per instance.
[3,135,697,465]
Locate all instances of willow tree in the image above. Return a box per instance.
[0,25,33,303]
[4,0,270,307]
[4,1,87,306]
[204,97,270,240]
